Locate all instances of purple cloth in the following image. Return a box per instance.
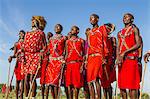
[84,40,88,54]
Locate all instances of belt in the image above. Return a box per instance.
[67,60,83,64]
[125,56,138,60]
[49,56,64,61]
[89,53,101,57]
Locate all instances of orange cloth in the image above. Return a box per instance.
[40,46,49,84]
[65,37,84,88]
[118,26,140,89]
[23,29,46,75]
[87,25,109,83]
[45,34,66,86]
[87,56,102,82]
[66,62,83,88]
[15,41,25,80]
[101,37,116,88]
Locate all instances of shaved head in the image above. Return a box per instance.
[90,14,99,19]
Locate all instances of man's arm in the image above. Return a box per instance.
[122,26,141,55]
[80,39,85,73]
[144,50,150,63]
[112,37,117,61]
[81,39,85,57]
[8,43,17,63]
[138,36,143,62]
[64,40,68,60]
[116,32,121,65]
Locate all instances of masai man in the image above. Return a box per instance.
[116,13,141,99]
[137,35,143,81]
[23,16,47,99]
[45,24,66,99]
[87,14,112,99]
[144,50,150,63]
[65,26,85,99]
[40,32,53,99]
[137,35,143,98]
[100,23,116,99]
[83,28,91,99]
[8,30,26,99]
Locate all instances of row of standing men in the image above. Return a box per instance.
[8,13,143,99]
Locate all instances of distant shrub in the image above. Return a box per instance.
[142,93,150,99]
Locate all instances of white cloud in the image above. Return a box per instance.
[0,19,14,36]
[0,43,8,54]
[0,1,27,37]
[0,41,13,55]
[5,2,27,30]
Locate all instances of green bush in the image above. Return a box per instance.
[142,93,150,99]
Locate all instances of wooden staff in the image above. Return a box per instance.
[57,62,65,99]
[139,62,147,99]
[9,69,15,91]
[103,65,109,80]
[28,63,41,99]
[114,64,118,99]
[5,62,11,99]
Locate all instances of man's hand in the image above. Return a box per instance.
[39,51,44,62]
[84,61,87,69]
[8,56,12,63]
[120,52,125,63]
[116,56,122,67]
[80,62,85,73]
[144,52,150,63]
[102,58,107,66]
[116,52,125,65]
[80,66,83,73]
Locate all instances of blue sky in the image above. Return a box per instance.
[0,0,150,93]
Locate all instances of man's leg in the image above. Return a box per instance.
[68,86,73,99]
[64,86,69,99]
[68,86,72,99]
[20,80,24,99]
[95,79,101,99]
[54,86,58,99]
[88,82,95,99]
[138,89,140,98]
[108,86,113,99]
[120,89,127,99]
[83,83,90,99]
[50,85,55,99]
[41,84,45,99]
[74,88,79,99]
[103,88,107,99]
[129,89,138,99]
[16,80,20,99]
[30,74,37,98]
[45,85,49,99]
[24,74,30,97]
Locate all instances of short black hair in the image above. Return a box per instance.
[56,24,63,31]
[85,28,91,32]
[19,30,25,35]
[72,25,79,31]
[47,32,53,36]
[124,13,134,20]
[91,14,99,19]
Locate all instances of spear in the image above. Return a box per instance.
[139,62,147,99]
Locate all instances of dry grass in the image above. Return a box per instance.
[0,90,149,99]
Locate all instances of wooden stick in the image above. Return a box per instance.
[5,63,11,99]
[9,69,15,92]
[104,65,109,80]
[57,63,65,99]
[115,64,118,99]
[28,63,41,99]
[139,62,147,99]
